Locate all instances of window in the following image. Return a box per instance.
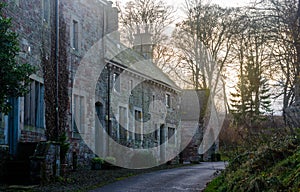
[73,95,84,133]
[24,81,45,128]
[159,125,165,144]
[168,127,176,145]
[165,93,171,108]
[113,73,120,92]
[72,20,79,50]
[152,95,155,108]
[119,106,128,140]
[129,80,133,94]
[95,102,105,127]
[0,112,3,129]
[154,124,159,141]
[134,109,143,141]
[43,0,50,23]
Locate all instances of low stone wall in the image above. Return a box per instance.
[30,142,60,184]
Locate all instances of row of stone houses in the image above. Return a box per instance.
[0,0,194,182]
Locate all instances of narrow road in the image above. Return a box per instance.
[90,162,226,192]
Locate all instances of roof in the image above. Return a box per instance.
[104,35,180,91]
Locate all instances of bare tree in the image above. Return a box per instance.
[230,8,273,128]
[172,0,236,91]
[255,0,300,117]
[117,0,174,47]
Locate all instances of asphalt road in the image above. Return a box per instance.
[90,162,227,192]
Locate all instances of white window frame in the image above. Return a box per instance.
[167,127,176,145]
[42,0,50,23]
[133,107,143,143]
[70,16,82,53]
[113,72,121,93]
[165,93,171,108]
[118,105,128,141]
[73,94,85,134]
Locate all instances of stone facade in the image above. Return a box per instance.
[93,63,180,163]
[0,0,52,148]
[30,142,60,184]
[1,0,181,172]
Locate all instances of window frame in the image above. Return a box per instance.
[113,72,121,93]
[24,80,45,129]
[165,93,171,108]
[118,105,128,141]
[42,0,50,23]
[70,17,81,53]
[133,107,143,142]
[73,94,85,134]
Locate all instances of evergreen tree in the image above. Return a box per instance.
[0,3,35,114]
[230,10,272,127]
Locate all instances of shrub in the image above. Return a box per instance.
[91,157,104,164]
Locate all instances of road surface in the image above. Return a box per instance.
[90,162,226,192]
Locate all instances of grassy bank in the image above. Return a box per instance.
[205,133,300,192]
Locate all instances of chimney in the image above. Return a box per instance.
[105,1,120,41]
[133,25,153,61]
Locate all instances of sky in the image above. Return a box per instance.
[117,0,256,23]
[165,0,254,8]
[118,0,255,9]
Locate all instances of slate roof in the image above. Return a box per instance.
[104,35,180,91]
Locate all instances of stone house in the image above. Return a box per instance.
[0,0,182,181]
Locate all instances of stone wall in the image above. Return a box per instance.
[3,0,180,169]
[30,142,60,184]
[62,0,119,166]
[3,0,51,145]
[94,65,181,162]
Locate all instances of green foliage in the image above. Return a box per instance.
[229,10,272,128]
[91,157,104,164]
[0,3,36,114]
[205,130,300,192]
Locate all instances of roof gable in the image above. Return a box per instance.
[104,35,179,90]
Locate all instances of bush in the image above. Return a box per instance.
[91,157,104,170]
[211,153,221,162]
[91,157,104,164]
